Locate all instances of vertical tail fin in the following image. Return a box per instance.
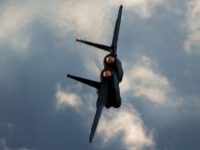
[111,5,123,55]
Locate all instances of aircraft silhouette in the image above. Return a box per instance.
[67,5,123,143]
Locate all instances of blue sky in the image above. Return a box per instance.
[0,0,200,150]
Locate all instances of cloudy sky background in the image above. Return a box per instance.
[0,0,200,149]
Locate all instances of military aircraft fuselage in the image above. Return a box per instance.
[100,54,123,108]
[67,5,123,143]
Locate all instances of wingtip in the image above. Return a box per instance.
[89,137,92,143]
[67,74,70,78]
[89,133,94,143]
[76,38,80,42]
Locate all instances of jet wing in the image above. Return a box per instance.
[89,84,108,143]
[89,102,104,143]
[111,5,123,55]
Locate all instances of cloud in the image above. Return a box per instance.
[121,55,181,105]
[98,105,155,150]
[0,0,167,52]
[120,0,166,18]
[0,138,10,150]
[54,0,167,43]
[54,0,167,80]
[0,3,27,39]
[0,138,36,150]
[184,0,200,52]
[0,128,35,150]
[55,84,83,111]
[0,1,32,50]
[0,0,187,149]
[55,84,155,149]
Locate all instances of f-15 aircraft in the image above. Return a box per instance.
[67,5,123,143]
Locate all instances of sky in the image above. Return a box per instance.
[0,0,200,150]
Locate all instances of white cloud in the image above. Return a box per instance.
[0,2,32,50]
[121,56,181,105]
[0,4,27,39]
[55,84,155,149]
[55,56,181,149]
[54,0,167,41]
[120,0,166,18]
[55,84,82,111]
[98,105,154,150]
[0,0,167,51]
[184,0,200,52]
[54,0,166,78]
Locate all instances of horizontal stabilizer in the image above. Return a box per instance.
[76,39,111,53]
[67,74,101,89]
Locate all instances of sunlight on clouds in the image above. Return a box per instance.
[56,84,82,111]
[0,3,31,50]
[98,106,154,150]
[55,0,112,41]
[55,83,96,113]
[0,5,27,39]
[0,0,167,51]
[119,0,166,18]
[184,0,200,52]
[121,56,177,104]
[55,0,166,77]
[55,0,167,40]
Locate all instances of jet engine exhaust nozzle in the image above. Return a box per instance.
[102,69,112,77]
[106,56,115,64]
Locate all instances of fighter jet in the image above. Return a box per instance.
[67,5,123,143]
